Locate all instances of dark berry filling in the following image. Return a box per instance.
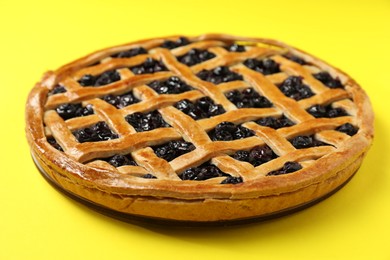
[232,145,277,167]
[313,72,343,88]
[160,37,190,49]
[221,176,243,184]
[208,121,254,141]
[55,103,94,120]
[153,140,195,161]
[180,162,228,181]
[111,47,147,58]
[174,97,225,120]
[243,58,280,75]
[197,66,243,84]
[283,54,307,65]
[307,104,348,118]
[102,154,137,167]
[177,48,216,66]
[101,91,139,109]
[130,58,168,75]
[336,123,358,136]
[289,135,328,149]
[224,44,246,52]
[148,76,193,94]
[78,70,121,87]
[73,122,118,143]
[225,88,273,108]
[47,137,63,151]
[125,110,169,132]
[48,85,66,95]
[278,76,314,100]
[256,116,294,129]
[267,162,302,176]
[143,174,157,179]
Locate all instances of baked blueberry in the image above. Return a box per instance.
[267,161,302,176]
[142,174,157,179]
[174,97,225,120]
[111,47,147,58]
[208,121,254,141]
[125,110,170,132]
[221,176,243,184]
[101,91,139,109]
[130,58,167,75]
[197,66,243,84]
[336,123,358,136]
[48,85,66,95]
[244,58,280,75]
[55,103,94,120]
[180,162,228,181]
[160,37,190,49]
[256,116,294,129]
[233,145,277,167]
[225,88,273,108]
[78,70,120,87]
[47,137,64,151]
[103,154,137,167]
[289,135,328,149]
[307,104,348,118]
[148,76,193,94]
[313,72,343,88]
[153,140,195,161]
[283,54,307,65]
[278,76,314,100]
[224,44,245,52]
[73,121,118,143]
[177,48,216,66]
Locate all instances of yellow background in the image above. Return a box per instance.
[1,0,389,259]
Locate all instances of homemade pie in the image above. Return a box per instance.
[25,34,374,223]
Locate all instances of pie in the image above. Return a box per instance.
[25,34,374,223]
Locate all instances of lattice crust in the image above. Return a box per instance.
[27,34,373,201]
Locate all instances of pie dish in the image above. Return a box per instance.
[25,34,374,223]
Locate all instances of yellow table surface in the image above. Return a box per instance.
[1,0,389,259]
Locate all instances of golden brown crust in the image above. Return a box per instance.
[25,34,374,221]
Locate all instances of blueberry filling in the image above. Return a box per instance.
[244,58,280,75]
[208,121,254,141]
[177,48,216,66]
[101,91,139,109]
[143,174,157,179]
[125,110,169,132]
[313,72,343,88]
[278,76,314,100]
[55,103,94,120]
[307,104,348,118]
[160,37,190,49]
[47,137,63,151]
[267,161,302,176]
[174,97,225,120]
[289,135,328,149]
[336,123,358,136]
[221,176,243,184]
[78,70,121,87]
[224,44,246,52]
[225,88,273,108]
[197,66,243,84]
[179,162,228,181]
[48,85,66,95]
[111,47,147,58]
[73,122,118,143]
[148,76,193,94]
[153,140,195,161]
[256,116,294,129]
[102,154,137,167]
[232,145,277,167]
[130,58,168,75]
[283,54,307,65]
